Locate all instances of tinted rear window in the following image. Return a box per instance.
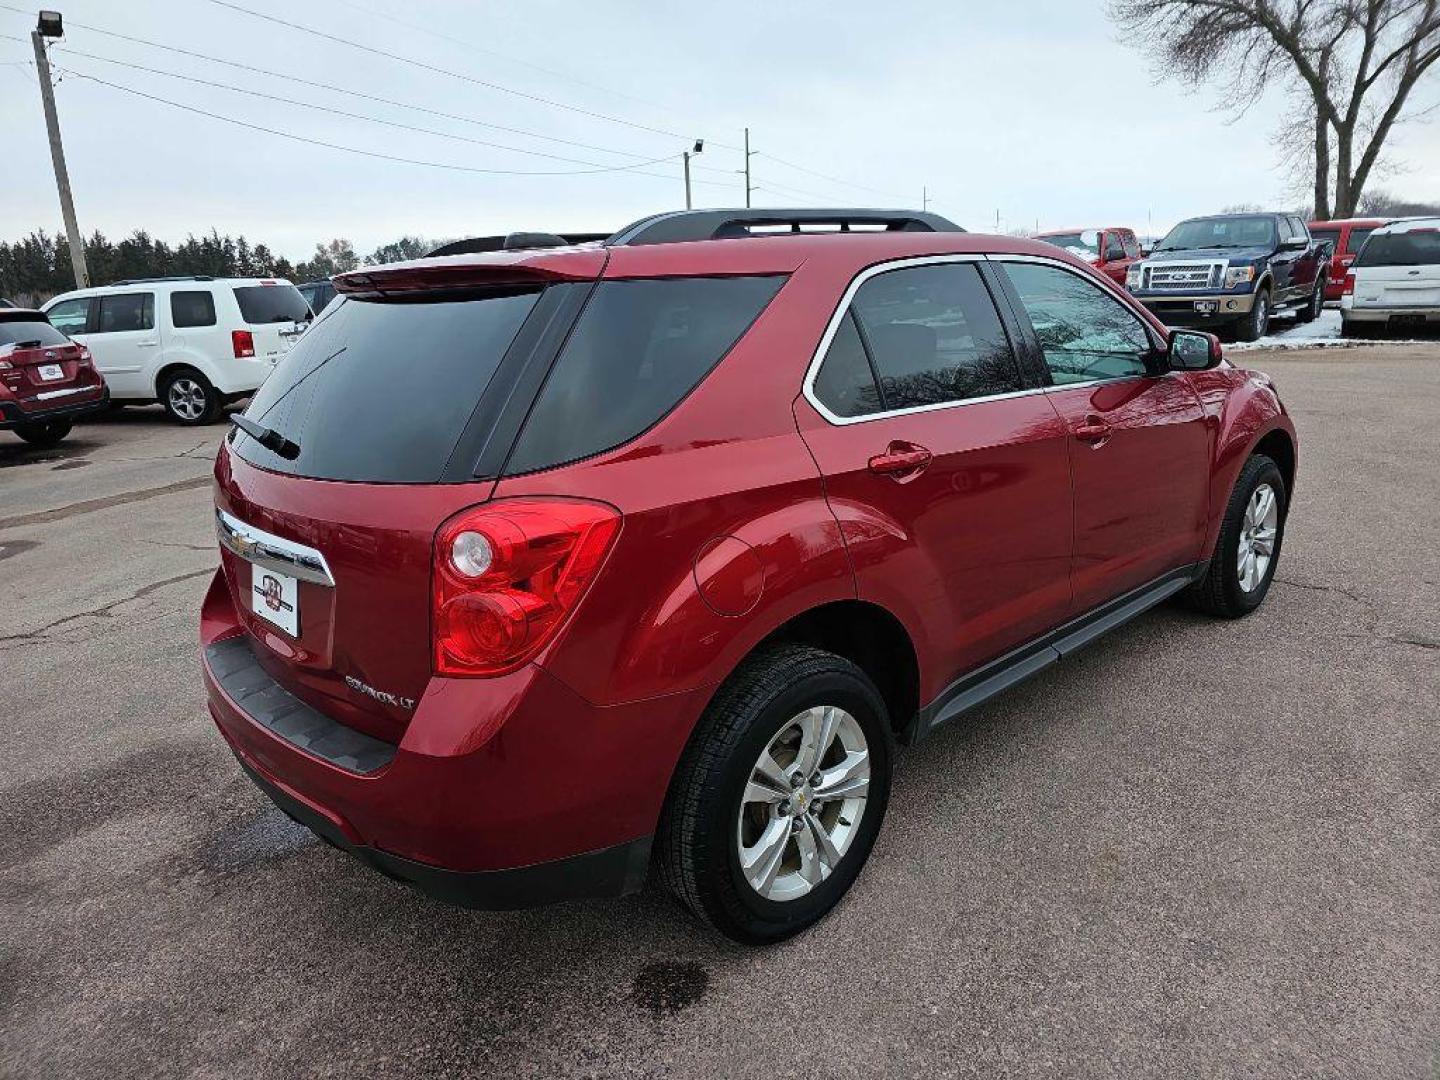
[233,284,312,324]
[504,275,784,475]
[231,288,542,482]
[0,319,68,348]
[171,290,217,328]
[1355,230,1440,266]
[1309,227,1340,248]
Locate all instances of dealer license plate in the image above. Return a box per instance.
[251,567,299,637]
[37,363,64,380]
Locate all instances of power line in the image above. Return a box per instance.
[0,12,690,166]
[49,43,690,173]
[57,67,694,178]
[755,151,910,202]
[205,0,705,145]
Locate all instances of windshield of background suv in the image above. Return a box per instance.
[231,287,543,482]
[1353,230,1440,267]
[0,319,69,348]
[233,284,312,324]
[1157,216,1277,251]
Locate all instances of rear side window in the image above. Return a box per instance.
[95,293,154,334]
[232,288,542,482]
[46,297,91,333]
[812,262,1020,416]
[505,275,784,474]
[811,312,884,418]
[1355,230,1439,266]
[0,319,68,348]
[1310,227,1340,249]
[233,284,311,325]
[1346,226,1376,254]
[170,290,217,328]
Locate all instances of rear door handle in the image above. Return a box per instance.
[1073,418,1111,443]
[868,441,932,479]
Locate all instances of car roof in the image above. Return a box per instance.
[1308,217,1387,227]
[0,307,49,322]
[47,277,294,298]
[1371,216,1440,234]
[1036,226,1129,235]
[346,230,1095,287]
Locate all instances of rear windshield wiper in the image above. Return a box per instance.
[231,414,300,460]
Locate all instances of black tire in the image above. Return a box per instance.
[1186,454,1287,618]
[658,644,893,944]
[1341,319,1370,339]
[1298,278,1325,323]
[1234,288,1272,342]
[13,419,72,448]
[159,367,223,425]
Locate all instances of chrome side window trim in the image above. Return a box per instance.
[216,508,335,587]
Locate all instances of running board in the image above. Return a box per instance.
[907,564,1201,743]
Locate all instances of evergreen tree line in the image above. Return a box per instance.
[0,230,438,306]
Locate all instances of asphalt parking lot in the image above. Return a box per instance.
[2,345,1436,1079]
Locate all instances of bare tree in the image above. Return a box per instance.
[1110,1,1440,218]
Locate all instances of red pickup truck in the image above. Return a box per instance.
[1308,218,1386,302]
[1036,227,1141,286]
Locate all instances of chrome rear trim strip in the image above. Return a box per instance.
[216,508,335,587]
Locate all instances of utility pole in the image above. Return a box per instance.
[922,186,929,212]
[683,139,703,210]
[31,11,88,289]
[743,127,754,208]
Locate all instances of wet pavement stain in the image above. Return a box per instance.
[200,807,318,873]
[51,459,90,471]
[632,961,709,1016]
[0,540,39,562]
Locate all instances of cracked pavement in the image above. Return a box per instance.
[1,352,1436,1079]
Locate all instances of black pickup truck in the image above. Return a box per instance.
[1126,212,1332,341]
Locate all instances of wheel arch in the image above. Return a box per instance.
[153,355,224,401]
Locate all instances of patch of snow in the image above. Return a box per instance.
[1227,308,1433,351]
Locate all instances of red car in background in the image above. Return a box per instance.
[1035,226,1142,286]
[201,209,1297,943]
[1308,218,1386,301]
[0,307,108,447]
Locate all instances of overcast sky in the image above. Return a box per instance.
[2,0,1437,262]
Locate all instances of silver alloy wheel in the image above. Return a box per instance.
[1237,482,1279,592]
[736,705,870,902]
[167,377,209,421]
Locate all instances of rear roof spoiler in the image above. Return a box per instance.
[427,232,611,257]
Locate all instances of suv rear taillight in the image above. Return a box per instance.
[232,330,255,358]
[1342,272,1356,296]
[432,499,620,677]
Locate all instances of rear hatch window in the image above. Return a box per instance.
[1355,230,1440,267]
[233,284,313,324]
[231,287,543,482]
[0,318,68,349]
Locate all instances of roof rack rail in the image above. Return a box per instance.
[426,232,611,258]
[111,275,217,286]
[606,208,964,247]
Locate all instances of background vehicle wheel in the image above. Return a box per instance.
[1186,453,1286,618]
[1341,320,1370,339]
[1235,290,1271,342]
[1298,279,1325,323]
[159,368,222,425]
[13,419,72,448]
[658,644,893,944]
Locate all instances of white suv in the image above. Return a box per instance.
[1341,217,1440,337]
[42,276,311,424]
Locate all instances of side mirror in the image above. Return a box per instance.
[1283,236,1308,250]
[1167,329,1223,371]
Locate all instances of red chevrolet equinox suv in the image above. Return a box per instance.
[201,209,1297,943]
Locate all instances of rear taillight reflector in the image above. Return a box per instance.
[232,330,255,358]
[1342,272,1356,296]
[432,499,620,677]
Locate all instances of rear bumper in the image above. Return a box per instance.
[0,384,109,429]
[233,751,652,909]
[1341,307,1439,324]
[200,571,706,908]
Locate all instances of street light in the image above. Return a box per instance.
[36,10,63,37]
[683,139,704,210]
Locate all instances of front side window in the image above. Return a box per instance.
[1002,262,1152,385]
[95,293,154,334]
[46,297,91,333]
[506,275,784,474]
[170,290,217,328]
